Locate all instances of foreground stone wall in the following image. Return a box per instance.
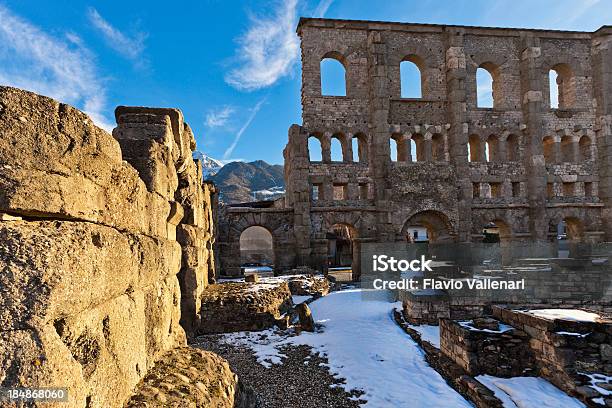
[0,87,215,407]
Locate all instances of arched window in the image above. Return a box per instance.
[330,135,343,161]
[308,135,323,161]
[431,134,445,162]
[400,56,424,98]
[543,136,555,164]
[560,136,573,162]
[578,135,592,161]
[352,133,368,163]
[468,134,481,162]
[410,139,417,162]
[390,137,399,162]
[506,134,520,162]
[549,69,559,109]
[390,134,408,162]
[486,135,499,162]
[321,56,346,96]
[476,64,496,108]
[549,64,575,109]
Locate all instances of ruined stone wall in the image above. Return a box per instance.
[275,19,612,275]
[215,20,611,278]
[0,87,216,407]
[112,107,217,337]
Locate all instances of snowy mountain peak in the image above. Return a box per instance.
[193,151,223,178]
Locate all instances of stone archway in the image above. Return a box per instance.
[326,222,361,282]
[401,210,455,243]
[239,226,274,275]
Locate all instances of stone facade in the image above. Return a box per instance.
[218,18,612,279]
[0,87,217,407]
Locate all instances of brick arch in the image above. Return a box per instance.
[472,212,515,240]
[220,210,295,276]
[321,212,367,237]
[317,47,365,97]
[389,43,435,67]
[400,210,456,243]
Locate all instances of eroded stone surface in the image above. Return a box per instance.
[124,347,256,408]
[198,282,293,334]
[0,87,218,408]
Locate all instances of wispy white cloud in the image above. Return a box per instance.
[313,0,334,17]
[0,5,113,130]
[206,106,235,128]
[225,0,299,91]
[87,7,147,68]
[560,0,601,26]
[223,98,266,159]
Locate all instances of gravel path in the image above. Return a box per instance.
[193,334,365,408]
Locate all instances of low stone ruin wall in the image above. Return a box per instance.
[198,282,293,334]
[439,318,536,377]
[0,87,217,407]
[491,306,612,403]
[438,304,612,406]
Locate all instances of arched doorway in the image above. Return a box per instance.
[551,217,583,258]
[239,226,274,276]
[481,220,512,243]
[326,223,359,282]
[401,211,454,243]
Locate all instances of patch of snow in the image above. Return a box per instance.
[523,309,600,322]
[292,295,311,304]
[243,266,273,273]
[407,323,440,348]
[243,282,282,293]
[458,320,513,334]
[220,289,471,407]
[556,331,590,337]
[477,375,586,408]
[217,277,244,283]
[580,372,612,397]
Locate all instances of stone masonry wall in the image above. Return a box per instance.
[215,20,612,279]
[492,306,612,396]
[0,87,215,407]
[113,107,217,337]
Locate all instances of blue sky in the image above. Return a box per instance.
[0,1,610,164]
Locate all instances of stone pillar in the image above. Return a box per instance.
[405,134,413,162]
[345,133,354,162]
[321,133,331,162]
[592,27,612,239]
[520,35,548,241]
[445,28,472,242]
[571,136,580,163]
[285,125,313,267]
[423,135,433,162]
[367,30,395,242]
[552,135,561,164]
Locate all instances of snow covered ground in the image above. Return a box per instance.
[522,309,601,322]
[221,289,471,407]
[477,375,585,408]
[219,289,586,407]
[406,323,441,348]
